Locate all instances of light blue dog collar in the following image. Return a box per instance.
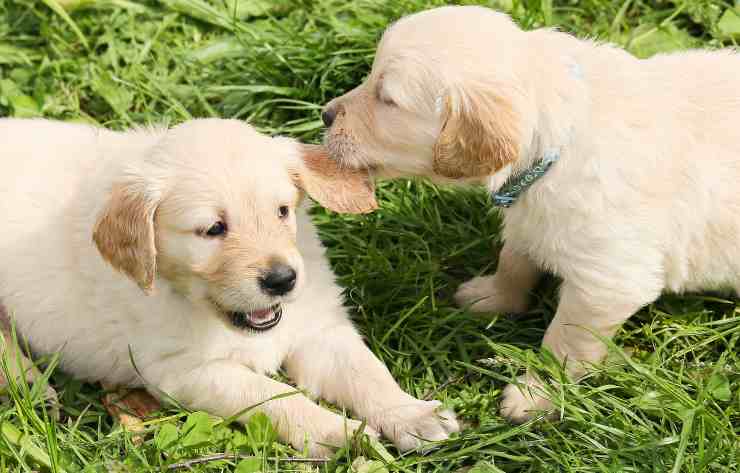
[491,150,560,208]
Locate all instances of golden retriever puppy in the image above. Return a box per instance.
[0,118,458,455]
[321,5,740,422]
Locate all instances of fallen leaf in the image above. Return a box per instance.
[717,7,740,39]
[181,411,213,448]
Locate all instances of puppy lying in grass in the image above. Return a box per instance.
[0,118,458,456]
[321,5,740,422]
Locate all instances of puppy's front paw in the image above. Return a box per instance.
[500,376,554,423]
[372,399,460,452]
[302,414,379,457]
[455,275,529,314]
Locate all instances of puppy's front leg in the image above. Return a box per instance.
[285,323,460,451]
[500,275,662,422]
[455,242,541,313]
[153,360,375,456]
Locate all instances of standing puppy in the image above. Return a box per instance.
[0,118,458,455]
[322,5,740,422]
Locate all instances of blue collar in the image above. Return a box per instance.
[491,150,560,208]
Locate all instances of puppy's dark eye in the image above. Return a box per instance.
[278,206,290,219]
[205,221,227,237]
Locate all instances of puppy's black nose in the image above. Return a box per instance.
[260,264,297,296]
[321,107,337,127]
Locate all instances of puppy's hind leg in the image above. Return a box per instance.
[455,243,540,314]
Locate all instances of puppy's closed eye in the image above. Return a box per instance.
[376,79,397,107]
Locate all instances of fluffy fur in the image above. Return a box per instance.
[0,118,458,455]
[322,6,740,422]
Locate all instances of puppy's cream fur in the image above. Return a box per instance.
[0,118,458,454]
[323,6,740,421]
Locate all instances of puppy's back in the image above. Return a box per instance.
[0,119,105,220]
[0,119,160,354]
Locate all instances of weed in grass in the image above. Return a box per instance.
[1,0,739,471]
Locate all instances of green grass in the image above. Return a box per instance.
[1,0,739,471]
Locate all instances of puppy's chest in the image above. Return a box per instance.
[503,209,558,269]
[205,330,287,375]
[502,197,595,275]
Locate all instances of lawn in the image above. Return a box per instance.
[1,0,739,471]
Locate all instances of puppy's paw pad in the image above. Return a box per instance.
[500,379,554,424]
[455,276,527,314]
[376,400,460,452]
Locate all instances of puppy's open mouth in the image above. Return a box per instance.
[209,298,283,331]
[228,304,282,331]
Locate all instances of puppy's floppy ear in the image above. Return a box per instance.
[292,144,378,214]
[433,86,521,179]
[93,180,160,293]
